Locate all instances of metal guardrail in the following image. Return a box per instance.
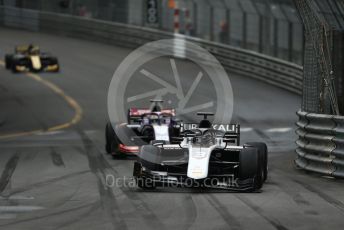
[296,110,344,177]
[0,6,303,95]
[0,6,39,31]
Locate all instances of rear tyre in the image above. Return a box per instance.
[246,142,268,181]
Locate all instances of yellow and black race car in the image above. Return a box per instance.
[4,44,59,73]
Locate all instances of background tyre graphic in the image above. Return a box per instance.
[108,39,233,146]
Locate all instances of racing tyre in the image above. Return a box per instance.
[11,64,18,73]
[105,122,124,158]
[246,142,268,181]
[5,55,12,69]
[110,133,126,159]
[105,122,114,154]
[52,58,60,72]
[239,147,264,191]
[127,109,131,124]
[141,126,155,141]
[239,147,258,179]
[134,162,156,189]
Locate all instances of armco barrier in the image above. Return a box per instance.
[2,7,39,31]
[296,111,344,178]
[0,6,303,95]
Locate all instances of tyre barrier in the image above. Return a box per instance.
[0,6,303,95]
[296,110,344,178]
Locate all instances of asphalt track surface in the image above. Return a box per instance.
[0,27,343,230]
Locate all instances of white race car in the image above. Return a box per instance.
[133,112,268,192]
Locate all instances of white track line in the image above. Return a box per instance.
[265,127,293,133]
[0,205,44,212]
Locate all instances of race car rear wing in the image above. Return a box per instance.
[180,123,241,146]
[127,108,176,123]
[15,45,30,53]
[15,45,39,53]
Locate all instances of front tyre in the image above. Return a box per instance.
[246,142,268,181]
[11,64,18,73]
[52,58,60,72]
[5,55,12,69]
[239,147,264,191]
[127,109,131,124]
[134,162,156,189]
[105,122,115,154]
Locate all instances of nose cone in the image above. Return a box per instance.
[187,146,212,179]
[30,56,42,70]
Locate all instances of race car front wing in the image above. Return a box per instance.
[133,161,256,191]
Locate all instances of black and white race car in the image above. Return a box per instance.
[133,112,268,192]
[105,100,180,158]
